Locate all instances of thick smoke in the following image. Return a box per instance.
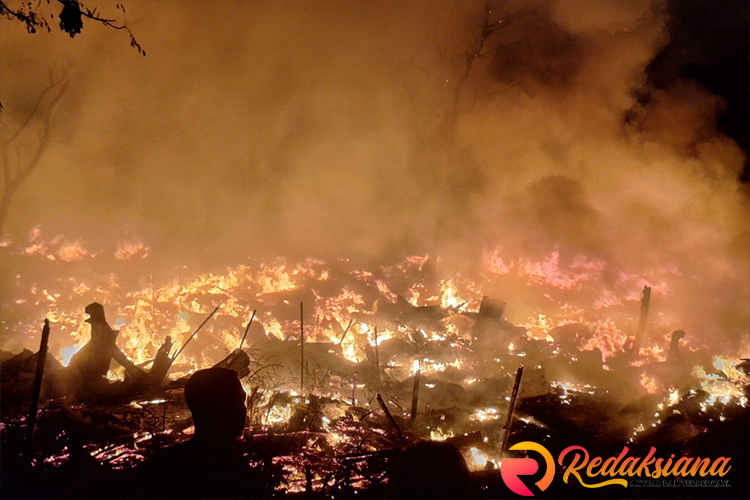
[1,1,747,348]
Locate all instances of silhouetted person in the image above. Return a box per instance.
[138,367,264,498]
[394,440,472,499]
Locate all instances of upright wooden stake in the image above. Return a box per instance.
[26,319,51,452]
[500,365,524,453]
[238,309,257,351]
[300,302,304,394]
[410,360,421,424]
[632,285,651,353]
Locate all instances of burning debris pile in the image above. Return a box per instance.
[1,248,748,497]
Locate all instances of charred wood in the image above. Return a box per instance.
[25,319,50,455]
[631,285,651,353]
[499,365,523,453]
[149,336,173,383]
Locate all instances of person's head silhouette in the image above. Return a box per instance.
[184,367,247,443]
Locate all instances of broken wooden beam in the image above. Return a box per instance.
[376,393,405,443]
[339,319,353,344]
[171,306,220,361]
[112,346,146,381]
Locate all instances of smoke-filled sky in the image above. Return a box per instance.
[1,1,748,343]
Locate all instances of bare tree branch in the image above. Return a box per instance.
[0,70,68,238]
[0,0,145,55]
[4,74,67,145]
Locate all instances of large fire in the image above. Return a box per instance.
[8,227,718,370]
[2,225,748,494]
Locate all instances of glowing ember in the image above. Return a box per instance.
[464,447,498,471]
[470,407,500,422]
[429,428,454,441]
[692,356,750,410]
[640,373,662,395]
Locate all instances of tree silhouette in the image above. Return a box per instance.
[396,0,526,240]
[0,0,144,55]
[0,69,68,239]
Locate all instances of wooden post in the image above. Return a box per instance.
[300,302,304,394]
[499,365,524,453]
[410,359,421,424]
[26,319,51,452]
[632,285,651,353]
